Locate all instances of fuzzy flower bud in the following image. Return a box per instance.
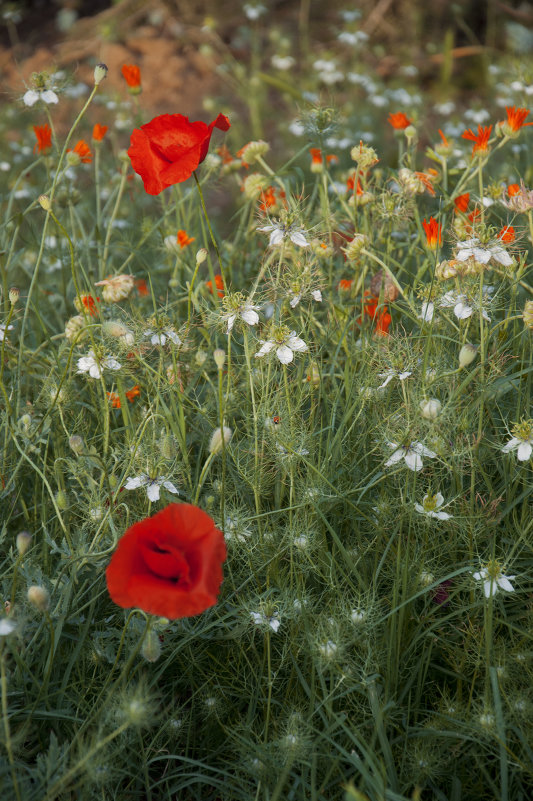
[195,348,208,366]
[95,274,135,303]
[16,531,32,556]
[102,320,134,345]
[522,300,533,330]
[55,489,68,510]
[404,124,417,144]
[94,63,108,86]
[459,343,478,368]
[238,140,270,165]
[419,398,442,419]
[350,140,379,168]
[342,233,367,260]
[141,629,162,663]
[196,248,208,266]
[64,314,86,341]
[38,194,51,211]
[27,585,50,612]
[209,425,232,454]
[213,348,226,369]
[69,435,84,454]
[242,172,269,199]
[9,287,20,305]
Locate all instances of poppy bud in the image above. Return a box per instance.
[16,531,32,556]
[55,489,68,510]
[238,140,270,164]
[141,629,161,663]
[419,398,442,419]
[64,315,86,341]
[27,585,50,612]
[94,63,108,86]
[459,343,478,368]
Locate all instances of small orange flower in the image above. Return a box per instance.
[217,145,235,165]
[310,148,323,164]
[68,140,92,163]
[33,123,52,154]
[422,216,442,248]
[507,184,520,197]
[326,154,339,164]
[177,230,195,248]
[454,193,470,213]
[468,208,482,226]
[338,278,353,291]
[125,385,141,402]
[501,106,532,133]
[414,170,438,196]
[462,124,492,155]
[121,64,141,90]
[92,123,108,141]
[346,174,364,195]
[107,391,121,409]
[206,274,224,298]
[438,129,449,147]
[374,310,392,337]
[258,186,277,212]
[135,278,149,296]
[80,294,99,316]
[498,225,515,243]
[388,112,413,130]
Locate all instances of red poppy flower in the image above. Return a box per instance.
[128,112,231,195]
[106,503,227,619]
[33,123,52,154]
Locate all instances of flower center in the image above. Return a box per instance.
[511,419,533,442]
[423,494,438,512]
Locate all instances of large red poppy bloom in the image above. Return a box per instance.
[106,503,227,619]
[128,113,230,195]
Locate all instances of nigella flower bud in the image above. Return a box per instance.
[9,287,19,305]
[419,398,442,419]
[196,248,208,266]
[209,426,232,454]
[27,585,50,612]
[94,63,108,86]
[213,348,226,369]
[38,194,51,211]
[238,140,270,164]
[64,315,86,341]
[459,343,478,368]
[141,629,162,663]
[16,531,32,556]
[242,172,269,199]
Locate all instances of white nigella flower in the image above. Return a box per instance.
[0,324,14,341]
[257,220,309,248]
[455,237,513,267]
[473,561,515,598]
[289,288,322,308]
[276,443,310,458]
[439,290,491,322]
[377,368,412,389]
[124,473,179,502]
[502,420,533,461]
[414,492,452,520]
[23,88,59,107]
[77,350,121,379]
[144,328,181,346]
[418,301,435,322]
[385,440,437,472]
[251,611,280,632]
[223,298,260,334]
[0,618,16,636]
[255,329,308,365]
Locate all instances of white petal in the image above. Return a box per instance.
[419,301,434,322]
[23,90,39,106]
[0,619,16,636]
[268,618,280,633]
[162,480,179,494]
[42,90,59,104]
[255,340,276,358]
[104,358,121,371]
[490,247,512,266]
[404,450,423,471]
[434,511,452,520]
[312,290,322,302]
[378,374,394,389]
[384,449,404,467]
[502,437,520,453]
[124,475,148,489]
[241,309,259,326]
[434,493,444,507]
[497,576,514,593]
[472,248,491,264]
[483,579,496,598]
[269,228,284,246]
[88,363,102,379]
[412,442,436,458]
[77,356,93,372]
[472,571,484,581]
[166,330,182,344]
[285,335,308,352]
[517,441,532,461]
[455,248,473,262]
[439,291,457,308]
[146,481,161,502]
[276,345,294,364]
[289,294,301,308]
[250,612,263,625]
[398,371,412,381]
[257,225,275,233]
[414,503,425,514]
[454,302,473,320]
[290,231,309,247]
[226,314,237,333]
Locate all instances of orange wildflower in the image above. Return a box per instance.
[338,278,353,291]
[80,294,99,316]
[107,385,140,408]
[107,391,121,409]
[422,217,442,248]
[206,274,224,298]
[68,140,92,163]
[454,193,470,213]
[438,129,449,147]
[507,184,520,197]
[468,208,482,226]
[177,230,195,248]
[217,145,235,165]
[258,186,277,212]
[125,385,141,402]
[388,112,412,130]
[310,148,322,164]
[346,174,364,195]
[374,310,392,337]
[462,125,492,155]
[501,106,532,134]
[33,123,52,154]
[92,123,108,141]
[414,170,438,196]
[326,154,339,164]
[135,278,149,296]
[121,64,142,90]
[498,225,515,244]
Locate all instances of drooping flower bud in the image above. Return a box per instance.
[16,531,32,556]
[27,585,50,612]
[419,398,442,419]
[209,426,232,454]
[141,628,162,663]
[459,343,478,368]
[9,287,19,305]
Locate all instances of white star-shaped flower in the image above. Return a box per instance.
[455,237,512,267]
[255,331,308,365]
[23,88,59,107]
[502,423,533,461]
[124,473,179,502]
[250,611,280,632]
[225,302,260,334]
[257,221,309,248]
[77,350,121,379]
[384,441,437,472]
[144,329,181,346]
[439,291,491,322]
[414,492,452,520]
[473,564,515,598]
[377,369,412,389]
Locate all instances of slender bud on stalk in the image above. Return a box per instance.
[94,63,108,86]
[459,343,478,368]
[213,348,226,369]
[209,426,232,454]
[16,531,32,556]
[27,585,50,612]
[196,248,208,266]
[9,287,19,305]
[38,194,51,211]
[141,629,162,662]
[522,300,533,329]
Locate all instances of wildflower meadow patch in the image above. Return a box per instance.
[1,5,533,800]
